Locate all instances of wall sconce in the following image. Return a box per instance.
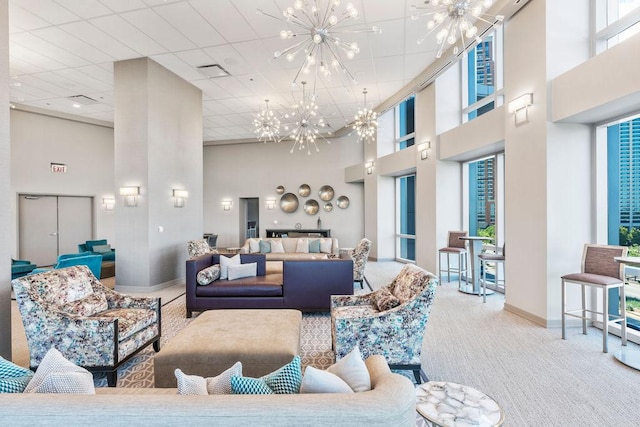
[266,199,277,210]
[222,199,233,211]
[508,93,533,124]
[102,197,115,211]
[173,189,188,208]
[365,161,374,175]
[417,141,431,160]
[119,186,140,207]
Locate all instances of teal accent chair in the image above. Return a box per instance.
[30,254,103,279]
[78,239,115,262]
[11,258,37,280]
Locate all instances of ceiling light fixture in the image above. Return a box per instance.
[352,88,378,144]
[283,81,332,155]
[411,0,504,59]
[253,99,282,143]
[258,0,381,89]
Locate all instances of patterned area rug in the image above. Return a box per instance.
[93,295,336,387]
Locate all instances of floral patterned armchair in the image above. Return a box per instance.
[346,238,372,290]
[331,263,438,383]
[187,238,218,258]
[12,265,161,387]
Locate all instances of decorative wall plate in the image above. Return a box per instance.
[280,193,299,213]
[304,199,319,215]
[276,185,285,194]
[298,184,311,197]
[323,202,333,212]
[337,195,350,209]
[318,185,334,201]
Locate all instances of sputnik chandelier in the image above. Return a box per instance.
[253,99,282,143]
[258,0,381,89]
[352,89,378,144]
[411,0,504,59]
[283,81,332,155]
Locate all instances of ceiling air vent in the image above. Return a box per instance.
[67,95,99,105]
[197,64,231,78]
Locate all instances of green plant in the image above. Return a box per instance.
[477,224,495,238]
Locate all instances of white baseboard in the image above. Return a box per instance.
[115,277,183,294]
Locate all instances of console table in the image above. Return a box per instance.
[266,229,331,237]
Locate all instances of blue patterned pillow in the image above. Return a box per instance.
[259,240,271,253]
[231,355,302,395]
[0,356,34,393]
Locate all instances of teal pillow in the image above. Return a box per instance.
[259,240,271,254]
[92,244,112,253]
[231,356,302,395]
[309,239,321,253]
[0,356,34,393]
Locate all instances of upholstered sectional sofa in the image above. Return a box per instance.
[0,356,416,426]
[239,237,340,260]
[186,253,353,317]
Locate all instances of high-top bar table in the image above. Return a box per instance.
[459,236,494,295]
[613,256,640,370]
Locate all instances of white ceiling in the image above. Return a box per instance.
[6,0,493,142]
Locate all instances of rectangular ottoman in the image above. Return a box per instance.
[154,309,302,387]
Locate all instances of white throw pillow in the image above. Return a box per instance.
[320,238,333,254]
[300,366,354,394]
[227,262,257,281]
[248,238,261,253]
[296,238,309,253]
[175,361,242,395]
[270,239,285,253]
[326,347,371,392]
[24,348,95,394]
[219,254,241,280]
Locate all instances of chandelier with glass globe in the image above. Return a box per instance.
[411,0,504,59]
[283,81,332,155]
[253,99,281,143]
[352,89,378,144]
[258,0,381,89]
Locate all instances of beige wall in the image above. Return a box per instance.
[203,136,364,250]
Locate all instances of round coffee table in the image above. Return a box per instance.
[416,381,504,427]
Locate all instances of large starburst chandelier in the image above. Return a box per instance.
[253,99,281,143]
[352,89,378,144]
[283,81,332,155]
[258,0,381,89]
[411,0,504,59]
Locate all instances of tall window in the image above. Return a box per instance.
[594,0,640,53]
[463,29,503,122]
[469,157,496,237]
[396,96,415,150]
[608,117,640,331]
[397,175,416,261]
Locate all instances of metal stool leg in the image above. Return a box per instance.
[561,279,566,340]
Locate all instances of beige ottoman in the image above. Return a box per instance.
[154,309,302,387]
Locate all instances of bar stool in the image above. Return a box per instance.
[247,221,257,238]
[479,243,505,303]
[438,231,469,288]
[561,244,628,353]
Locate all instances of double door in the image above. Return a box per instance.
[18,195,93,267]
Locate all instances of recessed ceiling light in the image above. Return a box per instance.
[197,64,231,78]
[72,103,81,108]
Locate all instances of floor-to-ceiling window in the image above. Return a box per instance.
[396,96,415,150]
[396,174,416,262]
[608,116,640,331]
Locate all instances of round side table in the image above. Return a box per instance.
[416,381,504,427]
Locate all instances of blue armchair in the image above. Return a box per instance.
[78,239,115,262]
[31,254,103,279]
[11,258,37,280]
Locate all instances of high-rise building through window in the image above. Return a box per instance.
[469,157,495,236]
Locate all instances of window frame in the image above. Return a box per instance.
[395,174,416,263]
[394,95,416,152]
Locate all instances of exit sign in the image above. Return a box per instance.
[50,163,67,173]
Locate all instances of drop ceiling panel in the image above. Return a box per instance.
[11,32,90,68]
[153,2,226,47]
[97,0,148,13]
[149,53,205,81]
[31,27,116,64]
[14,0,80,25]
[189,0,259,44]
[8,4,50,32]
[233,0,282,39]
[90,14,168,56]
[75,64,114,85]
[53,0,114,19]
[120,8,196,52]
[58,21,140,60]
[200,44,251,77]
[361,0,407,21]
[9,43,69,71]
[51,68,112,93]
